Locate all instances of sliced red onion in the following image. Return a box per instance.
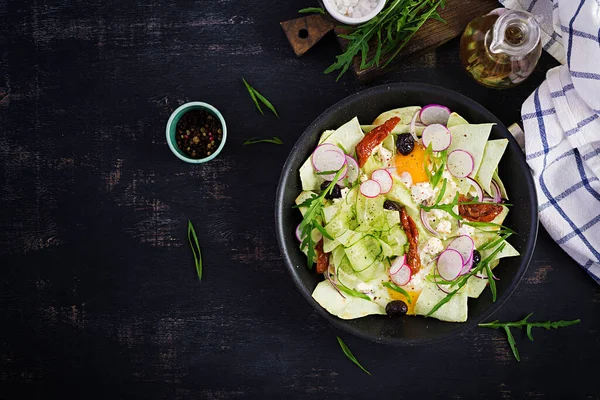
[421,124,452,152]
[311,144,346,179]
[420,104,451,126]
[490,179,502,203]
[475,271,500,280]
[465,177,484,203]
[446,235,474,264]
[389,255,406,275]
[436,282,452,294]
[447,149,474,178]
[409,110,420,142]
[437,249,464,281]
[420,208,439,237]
[326,272,345,298]
[483,196,494,202]
[371,169,393,194]
[360,180,381,198]
[391,263,412,286]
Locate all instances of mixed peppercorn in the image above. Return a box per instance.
[175,109,223,159]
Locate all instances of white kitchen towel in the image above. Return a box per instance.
[500,0,600,284]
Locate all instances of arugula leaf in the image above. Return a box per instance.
[187,220,203,281]
[479,313,580,361]
[336,337,371,375]
[298,7,325,14]
[382,282,412,304]
[243,137,283,145]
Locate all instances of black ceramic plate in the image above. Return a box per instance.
[275,83,538,345]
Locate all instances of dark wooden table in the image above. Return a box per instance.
[1,1,598,399]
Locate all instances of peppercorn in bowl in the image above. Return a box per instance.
[166,102,227,163]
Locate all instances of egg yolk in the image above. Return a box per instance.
[395,144,429,184]
[386,289,421,315]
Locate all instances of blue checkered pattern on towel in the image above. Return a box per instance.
[500,0,600,284]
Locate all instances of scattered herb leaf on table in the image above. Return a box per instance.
[242,78,280,118]
[243,137,284,145]
[298,7,325,14]
[337,336,371,375]
[188,220,202,281]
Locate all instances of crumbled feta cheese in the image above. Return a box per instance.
[411,182,435,204]
[374,144,393,166]
[399,171,413,188]
[436,219,452,234]
[356,282,373,293]
[429,208,448,222]
[423,237,444,255]
[330,0,380,18]
[457,224,475,237]
[359,173,369,183]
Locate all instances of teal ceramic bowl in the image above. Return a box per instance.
[165,102,227,163]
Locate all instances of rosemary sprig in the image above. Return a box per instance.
[337,336,371,375]
[242,78,280,118]
[296,169,345,266]
[325,0,446,80]
[187,220,202,281]
[382,282,412,303]
[298,7,325,14]
[479,314,580,361]
[243,137,283,145]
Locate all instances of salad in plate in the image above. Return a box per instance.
[294,105,519,322]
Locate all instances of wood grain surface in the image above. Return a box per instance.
[0,1,598,399]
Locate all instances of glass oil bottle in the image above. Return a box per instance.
[460,9,542,89]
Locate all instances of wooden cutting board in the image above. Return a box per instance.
[281,0,499,82]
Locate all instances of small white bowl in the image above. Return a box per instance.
[323,0,386,25]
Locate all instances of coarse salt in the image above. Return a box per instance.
[330,0,380,19]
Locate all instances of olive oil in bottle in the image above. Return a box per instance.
[460,9,542,89]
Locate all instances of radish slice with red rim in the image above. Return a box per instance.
[420,104,451,126]
[447,149,474,178]
[371,169,393,194]
[446,235,474,265]
[360,180,381,198]
[419,208,439,237]
[320,161,348,182]
[437,249,464,281]
[459,256,473,275]
[391,263,411,286]
[389,255,406,275]
[295,224,302,242]
[343,155,360,184]
[311,144,346,175]
[436,282,452,294]
[421,124,452,152]
[465,177,484,203]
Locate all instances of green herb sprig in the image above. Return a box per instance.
[295,169,345,266]
[242,78,279,118]
[382,282,412,303]
[298,7,325,14]
[243,137,283,145]
[325,0,446,80]
[187,220,202,281]
[479,314,580,361]
[337,336,371,375]
[423,144,447,188]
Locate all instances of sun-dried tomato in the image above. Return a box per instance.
[315,240,329,274]
[400,208,421,274]
[355,117,401,168]
[458,195,503,222]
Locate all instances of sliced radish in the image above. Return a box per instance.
[447,149,474,178]
[295,224,302,242]
[296,225,322,244]
[391,263,412,286]
[446,235,474,265]
[421,124,452,152]
[465,177,484,203]
[437,249,464,281]
[344,155,360,184]
[371,169,393,194]
[436,282,452,294]
[490,179,502,203]
[420,208,439,237]
[459,256,473,275]
[360,180,381,198]
[320,161,348,182]
[389,255,406,275]
[409,110,420,142]
[420,104,451,126]
[311,144,346,174]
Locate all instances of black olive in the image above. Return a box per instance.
[383,200,401,211]
[396,133,415,156]
[472,250,481,268]
[321,181,342,200]
[385,300,408,317]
